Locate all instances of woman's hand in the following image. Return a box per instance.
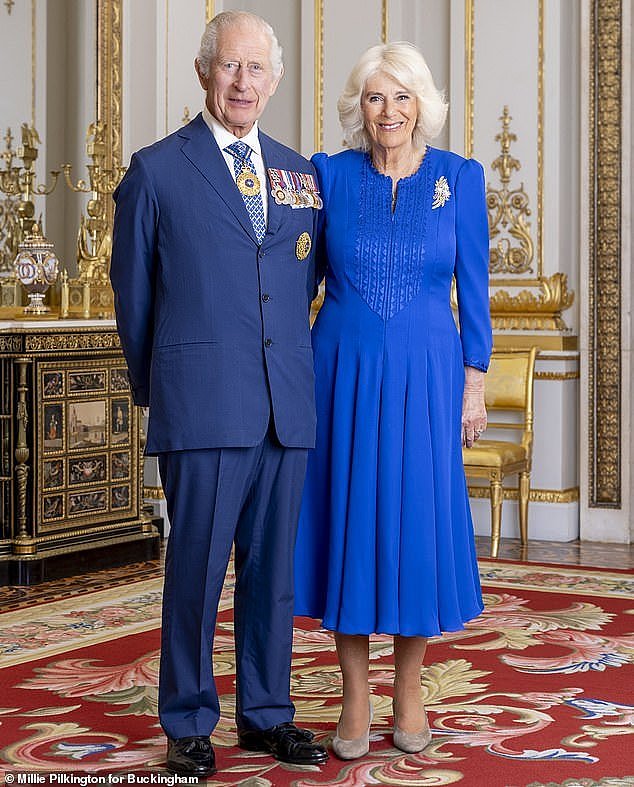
[462,367,487,448]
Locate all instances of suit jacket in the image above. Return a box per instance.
[110,113,318,453]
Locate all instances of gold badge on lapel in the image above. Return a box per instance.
[237,168,261,197]
[296,232,311,261]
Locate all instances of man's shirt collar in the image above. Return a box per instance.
[202,105,262,158]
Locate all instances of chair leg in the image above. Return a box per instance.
[489,476,503,558]
[519,471,530,546]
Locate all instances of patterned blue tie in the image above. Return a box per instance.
[225,141,266,243]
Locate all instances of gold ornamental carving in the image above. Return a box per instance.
[144,485,166,501]
[534,370,579,381]
[588,0,621,508]
[0,129,20,272]
[0,335,23,352]
[18,521,154,547]
[490,273,574,331]
[487,107,534,276]
[14,357,32,547]
[0,196,19,274]
[25,331,121,353]
[468,485,579,505]
[481,107,575,343]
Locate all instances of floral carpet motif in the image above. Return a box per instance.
[0,561,632,787]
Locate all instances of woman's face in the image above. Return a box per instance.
[361,71,418,153]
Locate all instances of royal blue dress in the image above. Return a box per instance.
[293,147,493,637]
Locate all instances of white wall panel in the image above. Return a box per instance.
[321,0,383,153]
[223,0,302,151]
[473,0,539,232]
[0,3,32,133]
[122,0,159,161]
[398,0,451,151]
[164,0,206,136]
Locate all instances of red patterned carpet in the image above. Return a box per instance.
[0,560,633,787]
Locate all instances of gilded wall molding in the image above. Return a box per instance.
[314,0,324,152]
[468,486,579,504]
[588,0,622,508]
[488,107,534,276]
[382,0,388,44]
[312,0,386,152]
[205,0,214,23]
[97,0,122,170]
[464,0,474,158]
[536,0,544,282]
[534,370,579,381]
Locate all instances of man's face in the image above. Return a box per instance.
[196,21,282,138]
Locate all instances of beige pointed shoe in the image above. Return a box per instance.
[392,701,432,753]
[331,700,374,760]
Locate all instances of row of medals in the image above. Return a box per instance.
[237,168,323,210]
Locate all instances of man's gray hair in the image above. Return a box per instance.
[338,42,447,152]
[197,10,284,79]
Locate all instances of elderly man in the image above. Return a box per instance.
[110,11,327,778]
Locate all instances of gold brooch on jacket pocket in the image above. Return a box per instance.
[296,232,311,261]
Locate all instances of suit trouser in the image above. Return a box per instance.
[157,429,308,739]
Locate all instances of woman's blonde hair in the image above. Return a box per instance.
[337,42,447,151]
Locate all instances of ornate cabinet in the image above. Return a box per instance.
[0,320,159,585]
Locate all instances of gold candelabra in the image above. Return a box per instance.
[0,124,59,314]
[0,124,59,244]
[62,120,125,281]
[61,121,125,318]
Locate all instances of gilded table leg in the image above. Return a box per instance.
[489,473,503,559]
[14,356,35,554]
[519,471,530,545]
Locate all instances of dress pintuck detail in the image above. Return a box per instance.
[354,152,431,320]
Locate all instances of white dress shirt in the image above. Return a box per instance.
[202,105,269,220]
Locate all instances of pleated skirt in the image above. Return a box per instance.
[294,296,483,637]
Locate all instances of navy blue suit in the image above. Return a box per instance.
[110,113,318,738]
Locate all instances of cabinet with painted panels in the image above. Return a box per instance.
[0,320,159,585]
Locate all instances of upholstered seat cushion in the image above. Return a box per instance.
[463,440,527,468]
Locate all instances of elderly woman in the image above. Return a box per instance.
[294,42,492,759]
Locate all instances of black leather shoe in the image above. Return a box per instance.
[238,722,328,765]
[166,736,217,777]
